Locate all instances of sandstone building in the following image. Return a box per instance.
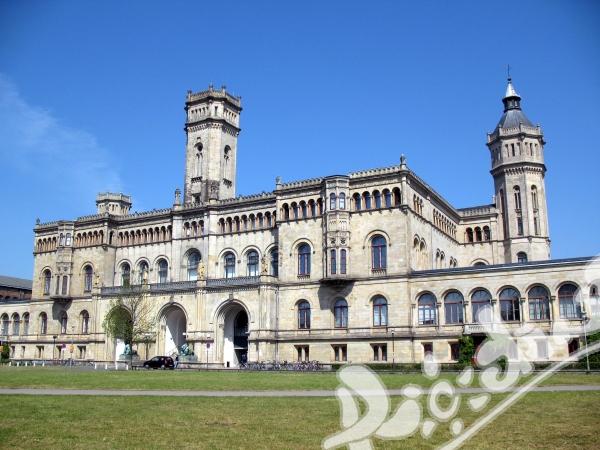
[1,79,598,365]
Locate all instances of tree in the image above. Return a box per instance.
[458,335,475,367]
[1,342,9,363]
[102,289,156,366]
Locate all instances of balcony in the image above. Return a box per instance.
[101,280,197,296]
[206,276,260,288]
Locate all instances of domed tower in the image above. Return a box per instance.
[487,77,550,263]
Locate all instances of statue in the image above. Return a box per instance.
[179,342,194,356]
[261,255,268,275]
[199,262,206,280]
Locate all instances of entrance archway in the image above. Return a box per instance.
[161,305,186,356]
[219,303,249,367]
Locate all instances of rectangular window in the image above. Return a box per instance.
[422,342,433,356]
[78,346,86,359]
[500,300,520,322]
[340,250,347,274]
[517,217,524,236]
[294,345,309,362]
[450,342,460,361]
[372,344,387,361]
[534,216,540,236]
[36,345,44,359]
[333,345,347,362]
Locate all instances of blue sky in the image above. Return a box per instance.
[0,0,599,279]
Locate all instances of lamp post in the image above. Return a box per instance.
[52,335,57,363]
[582,311,590,373]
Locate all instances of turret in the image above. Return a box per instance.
[487,77,550,262]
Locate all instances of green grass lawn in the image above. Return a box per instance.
[0,392,598,449]
[0,366,599,391]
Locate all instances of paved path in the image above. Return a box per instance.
[1,385,600,397]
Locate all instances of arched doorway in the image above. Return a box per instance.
[219,303,249,367]
[161,305,186,356]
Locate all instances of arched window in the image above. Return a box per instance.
[364,192,372,209]
[138,261,149,284]
[418,293,437,325]
[224,252,236,278]
[483,226,491,241]
[517,252,528,263]
[559,283,581,319]
[65,233,72,246]
[334,299,348,328]
[270,248,279,277]
[353,193,361,211]
[475,227,482,242]
[157,259,168,283]
[121,263,131,287]
[444,291,464,324]
[471,289,492,323]
[60,311,68,334]
[339,193,346,210]
[329,193,337,211]
[83,265,93,292]
[12,313,20,336]
[466,228,474,243]
[187,251,200,281]
[298,244,311,276]
[531,186,539,209]
[528,286,550,320]
[372,296,388,326]
[371,235,387,270]
[39,312,47,335]
[43,269,52,295]
[373,191,381,209]
[80,310,90,334]
[514,186,522,210]
[499,288,521,322]
[340,249,347,274]
[1,314,8,336]
[247,250,259,276]
[22,313,30,335]
[298,300,311,329]
[383,189,392,208]
[330,249,337,275]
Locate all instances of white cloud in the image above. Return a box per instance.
[0,74,122,205]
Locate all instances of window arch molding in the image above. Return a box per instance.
[417,292,438,326]
[151,254,171,268]
[333,298,349,328]
[82,263,94,293]
[443,290,464,324]
[245,248,260,277]
[362,229,392,249]
[296,299,311,329]
[117,260,132,286]
[470,258,490,267]
[184,249,202,281]
[371,295,388,327]
[135,258,151,284]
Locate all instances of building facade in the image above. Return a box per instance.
[1,80,598,366]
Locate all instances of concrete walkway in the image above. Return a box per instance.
[1,385,600,397]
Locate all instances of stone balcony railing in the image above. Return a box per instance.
[206,276,261,288]
[101,280,197,296]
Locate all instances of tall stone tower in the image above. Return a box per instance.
[487,78,550,262]
[183,85,242,204]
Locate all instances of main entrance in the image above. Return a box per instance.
[222,305,249,367]
[161,305,186,356]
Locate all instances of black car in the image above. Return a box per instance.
[143,356,175,369]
